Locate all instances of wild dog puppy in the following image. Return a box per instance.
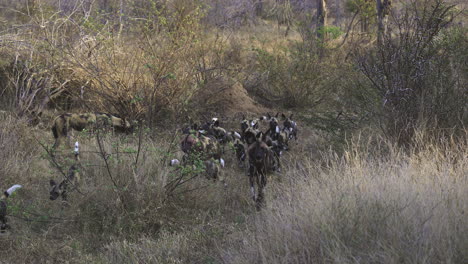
[201,118,232,145]
[265,113,281,141]
[247,132,279,207]
[0,185,22,233]
[233,138,247,167]
[261,133,282,172]
[282,113,298,141]
[240,115,261,142]
[49,142,81,202]
[204,158,226,185]
[52,113,133,148]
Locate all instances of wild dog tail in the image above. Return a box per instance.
[2,184,22,199]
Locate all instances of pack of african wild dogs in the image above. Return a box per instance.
[174,112,298,208]
[1,112,297,233]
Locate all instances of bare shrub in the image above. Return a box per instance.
[357,0,467,146]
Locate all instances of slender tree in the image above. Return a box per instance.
[376,0,391,43]
[316,0,328,41]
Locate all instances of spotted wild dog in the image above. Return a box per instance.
[265,113,281,141]
[201,118,232,144]
[282,113,298,141]
[52,113,133,148]
[0,184,22,233]
[247,132,279,208]
[49,142,82,202]
[233,138,247,167]
[240,115,261,142]
[171,128,226,184]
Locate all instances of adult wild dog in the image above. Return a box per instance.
[247,132,279,207]
[49,142,82,202]
[180,130,222,161]
[52,113,133,148]
[282,113,298,141]
[0,184,22,232]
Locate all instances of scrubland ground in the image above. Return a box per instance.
[0,114,466,263]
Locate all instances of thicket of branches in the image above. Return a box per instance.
[0,0,466,145]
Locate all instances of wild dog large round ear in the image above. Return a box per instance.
[256,131,262,139]
[281,113,286,119]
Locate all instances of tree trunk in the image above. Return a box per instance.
[255,0,264,17]
[376,0,391,44]
[316,0,327,41]
[334,0,342,27]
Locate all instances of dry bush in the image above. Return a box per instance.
[357,0,467,146]
[220,132,468,263]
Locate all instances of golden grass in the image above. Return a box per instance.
[220,133,468,263]
[0,116,466,263]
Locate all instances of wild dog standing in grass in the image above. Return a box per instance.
[202,118,233,145]
[233,138,247,168]
[51,113,133,149]
[49,142,82,202]
[247,132,279,208]
[240,115,261,143]
[0,185,22,233]
[265,113,281,141]
[282,113,298,141]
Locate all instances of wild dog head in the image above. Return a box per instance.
[243,127,259,146]
[49,142,81,201]
[1,184,22,232]
[248,133,273,166]
[282,113,298,140]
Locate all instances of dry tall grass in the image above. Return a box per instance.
[221,133,467,263]
[0,116,466,263]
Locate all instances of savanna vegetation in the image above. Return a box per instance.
[0,0,466,263]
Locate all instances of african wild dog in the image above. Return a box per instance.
[1,184,22,233]
[52,113,133,148]
[49,142,82,202]
[233,138,247,167]
[282,113,298,141]
[240,115,261,142]
[201,118,232,145]
[180,130,222,161]
[172,128,226,184]
[247,132,279,208]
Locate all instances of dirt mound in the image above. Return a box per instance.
[198,77,268,116]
